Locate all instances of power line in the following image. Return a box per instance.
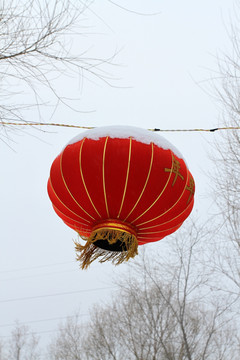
[1,121,240,132]
[0,325,85,339]
[0,314,88,329]
[0,261,77,274]
[0,269,77,282]
[0,327,64,339]
[0,259,104,278]
[0,286,115,304]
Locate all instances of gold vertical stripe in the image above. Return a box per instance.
[79,138,101,218]
[102,137,110,218]
[136,160,189,227]
[138,224,183,235]
[131,150,174,224]
[60,218,91,235]
[52,204,91,230]
[124,142,154,222]
[60,152,95,220]
[137,200,193,230]
[117,137,132,218]
[49,177,91,223]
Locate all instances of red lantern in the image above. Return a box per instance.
[48,126,195,268]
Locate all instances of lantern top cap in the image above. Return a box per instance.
[66,125,184,160]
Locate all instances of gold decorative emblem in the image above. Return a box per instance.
[186,177,194,203]
[165,156,184,186]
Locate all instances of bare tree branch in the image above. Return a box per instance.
[0,0,117,138]
[6,323,40,360]
[209,1,240,302]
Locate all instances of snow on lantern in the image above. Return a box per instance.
[47,126,195,269]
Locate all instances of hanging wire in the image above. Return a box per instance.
[149,127,228,132]
[0,121,94,130]
[1,121,240,132]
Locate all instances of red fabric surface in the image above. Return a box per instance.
[48,136,195,245]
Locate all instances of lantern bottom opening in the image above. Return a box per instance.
[75,220,138,269]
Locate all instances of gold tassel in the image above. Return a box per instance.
[75,228,138,269]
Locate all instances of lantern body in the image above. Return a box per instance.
[48,126,195,267]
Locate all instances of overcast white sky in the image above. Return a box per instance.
[0,0,234,349]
